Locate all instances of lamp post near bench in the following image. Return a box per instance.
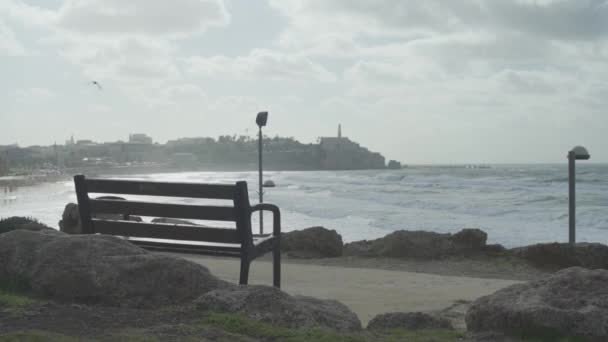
[568,146,590,245]
[256,111,268,235]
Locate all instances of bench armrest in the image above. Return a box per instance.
[250,203,281,236]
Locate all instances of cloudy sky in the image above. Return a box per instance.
[1,0,607,164]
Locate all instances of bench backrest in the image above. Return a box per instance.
[73,175,253,246]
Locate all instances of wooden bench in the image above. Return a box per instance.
[73,175,281,288]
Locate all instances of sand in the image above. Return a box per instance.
[165,253,522,326]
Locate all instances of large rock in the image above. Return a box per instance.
[281,227,343,258]
[466,267,608,340]
[510,242,608,270]
[367,312,453,331]
[0,216,55,234]
[344,228,490,259]
[451,229,487,251]
[58,203,81,234]
[59,202,142,235]
[0,230,229,307]
[195,285,361,331]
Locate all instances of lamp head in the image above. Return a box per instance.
[256,111,268,127]
[569,146,590,160]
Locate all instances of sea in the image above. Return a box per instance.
[1,164,607,248]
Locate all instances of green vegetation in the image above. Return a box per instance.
[0,313,466,342]
[0,331,162,342]
[202,313,464,342]
[0,331,88,342]
[0,289,34,308]
[203,313,363,342]
[375,329,464,342]
[521,336,590,342]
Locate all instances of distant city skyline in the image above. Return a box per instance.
[2,0,608,164]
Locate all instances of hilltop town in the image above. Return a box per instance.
[0,125,401,176]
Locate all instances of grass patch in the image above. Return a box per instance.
[0,331,164,342]
[376,328,464,342]
[0,275,34,309]
[522,336,590,342]
[203,313,364,342]
[0,289,35,308]
[0,331,90,342]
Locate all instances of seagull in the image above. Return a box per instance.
[89,81,102,90]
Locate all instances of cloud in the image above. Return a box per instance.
[55,0,229,37]
[0,22,26,56]
[13,87,55,103]
[270,0,608,40]
[186,49,336,82]
[0,0,233,110]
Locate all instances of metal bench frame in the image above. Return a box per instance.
[74,175,281,288]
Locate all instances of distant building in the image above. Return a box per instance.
[387,160,402,169]
[167,137,215,146]
[129,133,153,144]
[65,135,75,146]
[318,125,385,170]
[0,144,19,152]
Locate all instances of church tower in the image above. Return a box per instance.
[338,124,342,138]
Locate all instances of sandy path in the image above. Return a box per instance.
[166,254,521,325]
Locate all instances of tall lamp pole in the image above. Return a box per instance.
[568,146,590,245]
[256,111,268,235]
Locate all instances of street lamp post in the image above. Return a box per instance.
[568,146,590,245]
[256,111,268,235]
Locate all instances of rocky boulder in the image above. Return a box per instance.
[344,228,490,259]
[367,312,453,331]
[59,202,142,235]
[451,229,487,251]
[466,267,608,340]
[195,285,361,331]
[510,242,608,270]
[0,229,229,307]
[0,216,55,234]
[58,203,81,234]
[281,227,343,258]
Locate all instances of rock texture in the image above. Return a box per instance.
[0,216,55,234]
[59,202,142,235]
[510,242,608,270]
[344,228,491,259]
[281,227,343,258]
[195,285,361,331]
[58,203,81,234]
[466,267,608,340]
[0,229,228,307]
[367,312,453,331]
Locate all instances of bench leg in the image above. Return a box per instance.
[273,245,281,288]
[239,258,250,285]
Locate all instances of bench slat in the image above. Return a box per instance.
[90,199,237,222]
[86,178,236,199]
[129,240,243,257]
[92,219,241,244]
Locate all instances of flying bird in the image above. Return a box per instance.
[89,81,102,90]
